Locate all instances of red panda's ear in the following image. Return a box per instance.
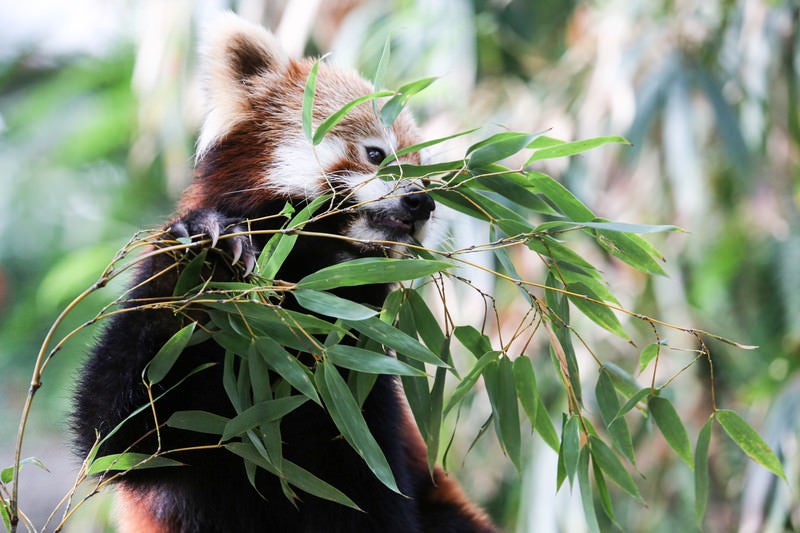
[197,12,288,156]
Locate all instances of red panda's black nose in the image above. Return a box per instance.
[401,188,435,222]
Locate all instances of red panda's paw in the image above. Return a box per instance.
[169,209,256,276]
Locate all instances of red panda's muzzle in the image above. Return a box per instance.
[365,187,435,242]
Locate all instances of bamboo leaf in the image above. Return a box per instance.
[716,409,786,480]
[512,355,540,429]
[327,344,427,376]
[343,316,448,367]
[578,446,602,533]
[526,135,630,163]
[526,171,595,221]
[254,337,320,405]
[315,91,395,144]
[173,249,208,295]
[223,396,309,441]
[597,230,666,276]
[443,350,501,416]
[649,396,693,467]
[596,369,636,464]
[484,358,522,471]
[165,410,229,435]
[296,257,450,291]
[695,415,713,525]
[316,362,401,493]
[302,60,321,141]
[294,288,378,321]
[638,343,661,374]
[589,436,642,501]
[226,442,361,510]
[567,282,629,340]
[561,415,581,486]
[467,132,541,169]
[87,453,183,475]
[145,322,197,385]
[380,77,436,126]
[1,457,48,485]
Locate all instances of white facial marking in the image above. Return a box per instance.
[270,136,348,198]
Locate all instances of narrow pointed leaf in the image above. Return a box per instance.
[316,362,401,493]
[166,410,229,435]
[254,337,320,405]
[638,343,661,374]
[87,453,183,475]
[294,288,378,320]
[578,446,602,533]
[315,91,394,144]
[327,344,427,376]
[174,249,208,295]
[467,132,541,169]
[223,396,309,441]
[562,415,581,485]
[649,396,693,467]
[302,60,321,141]
[145,322,197,385]
[716,409,786,480]
[344,316,447,367]
[694,415,713,525]
[443,350,501,416]
[512,355,540,428]
[596,370,635,464]
[297,257,450,290]
[589,436,642,501]
[526,135,630,163]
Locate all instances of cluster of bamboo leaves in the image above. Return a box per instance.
[2,66,786,533]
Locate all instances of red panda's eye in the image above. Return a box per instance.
[365,146,386,165]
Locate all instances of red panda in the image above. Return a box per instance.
[72,13,496,533]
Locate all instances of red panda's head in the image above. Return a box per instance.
[185,13,434,247]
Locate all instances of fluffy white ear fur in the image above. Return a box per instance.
[197,12,288,157]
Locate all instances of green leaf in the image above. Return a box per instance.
[226,442,361,510]
[578,446,602,533]
[694,415,713,525]
[87,453,183,475]
[254,337,320,405]
[326,344,427,376]
[589,436,642,501]
[535,398,560,453]
[165,410,230,435]
[536,219,684,235]
[404,289,446,353]
[649,396,693,467]
[302,59,321,141]
[512,356,539,429]
[316,362,401,493]
[453,325,493,358]
[173,249,208,295]
[526,135,630,164]
[343,316,448,367]
[613,388,651,422]
[380,77,437,126]
[638,343,661,374]
[315,91,395,144]
[561,415,581,486]
[1,457,48,484]
[716,409,786,480]
[443,350,501,416]
[526,171,595,221]
[223,396,309,441]
[381,128,478,164]
[145,322,197,385]
[567,282,629,340]
[296,257,450,291]
[467,132,541,169]
[484,357,522,471]
[294,288,378,320]
[257,195,331,279]
[603,362,640,398]
[596,370,635,464]
[597,231,666,276]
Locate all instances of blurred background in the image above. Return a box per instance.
[0,0,798,531]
